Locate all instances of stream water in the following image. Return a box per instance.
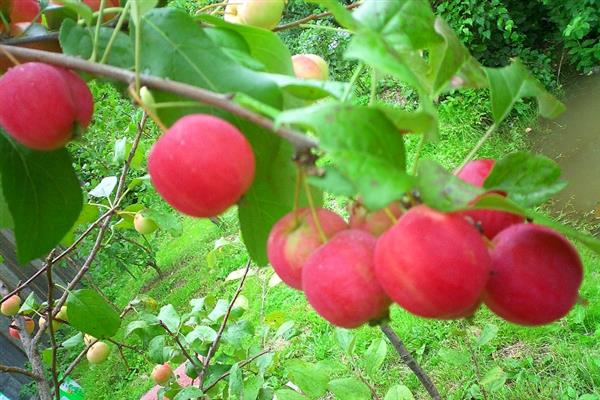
[531,73,600,221]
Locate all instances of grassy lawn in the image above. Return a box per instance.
[72,90,600,399]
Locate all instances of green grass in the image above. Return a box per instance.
[72,88,600,400]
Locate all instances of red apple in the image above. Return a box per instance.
[455,159,523,238]
[9,0,40,23]
[484,223,583,326]
[87,341,111,364]
[303,229,391,328]
[151,363,172,385]
[374,205,491,319]
[148,114,255,218]
[8,317,34,340]
[292,54,329,81]
[349,201,403,237]
[1,294,21,316]
[0,63,93,150]
[267,208,347,290]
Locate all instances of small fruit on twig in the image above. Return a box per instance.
[148,114,255,218]
[303,229,390,328]
[292,54,329,81]
[151,363,172,385]
[224,0,285,30]
[1,294,21,316]
[134,211,158,235]
[87,341,111,364]
[8,317,34,340]
[0,62,93,150]
[375,205,491,319]
[484,223,583,326]
[267,208,347,290]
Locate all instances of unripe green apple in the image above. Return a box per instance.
[84,334,96,346]
[39,316,60,331]
[134,211,158,235]
[224,0,284,30]
[1,294,21,316]
[87,341,111,364]
[151,363,172,385]
[56,306,68,323]
[292,54,329,80]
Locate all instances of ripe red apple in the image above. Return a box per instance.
[455,159,523,238]
[9,0,40,23]
[134,211,158,235]
[0,62,93,150]
[224,0,284,30]
[349,201,403,237]
[151,363,172,385]
[267,208,347,290]
[374,205,491,319]
[148,114,255,218]
[484,223,583,326]
[87,341,111,364]
[302,229,391,328]
[8,317,34,340]
[1,294,21,316]
[291,54,329,81]
[456,159,495,187]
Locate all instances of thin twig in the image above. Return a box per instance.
[44,252,61,400]
[273,2,362,31]
[57,341,96,387]
[0,265,48,305]
[159,321,202,377]
[0,364,42,380]
[0,46,317,152]
[198,260,252,387]
[380,323,441,400]
[462,323,488,400]
[202,349,271,392]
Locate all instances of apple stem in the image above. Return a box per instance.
[303,176,328,243]
[383,207,398,224]
[128,84,168,132]
[293,168,303,211]
[100,1,131,65]
[380,323,442,399]
[411,135,426,175]
[197,1,229,14]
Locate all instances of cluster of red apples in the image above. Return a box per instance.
[267,159,584,328]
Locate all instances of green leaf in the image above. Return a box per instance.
[308,0,359,30]
[278,102,412,210]
[286,360,331,398]
[485,60,565,124]
[229,363,244,400]
[57,0,93,26]
[89,176,118,198]
[0,170,13,229]
[377,105,438,140]
[481,366,507,392]
[137,8,304,265]
[149,335,166,364]
[384,385,414,400]
[328,378,371,400]
[207,299,229,322]
[158,304,180,332]
[18,292,37,315]
[61,204,100,246]
[275,389,307,400]
[186,326,217,345]
[484,152,567,207]
[143,209,182,237]
[125,320,149,338]
[335,328,356,355]
[346,0,440,93]
[417,159,483,211]
[476,324,498,347]
[130,0,158,26]
[363,338,387,377]
[437,348,469,366]
[307,166,357,197]
[263,73,348,101]
[59,19,133,68]
[198,14,294,75]
[62,332,83,349]
[0,133,83,263]
[67,289,120,338]
[173,387,204,400]
[243,375,264,400]
[222,320,254,347]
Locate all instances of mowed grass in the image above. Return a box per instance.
[76,94,600,399]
